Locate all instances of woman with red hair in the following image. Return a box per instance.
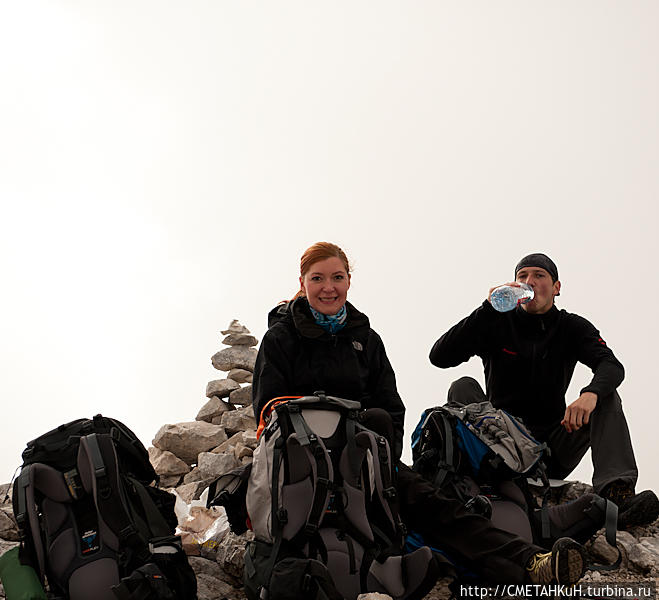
[251,241,587,586]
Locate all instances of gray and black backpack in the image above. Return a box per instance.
[11,414,197,600]
[243,393,439,600]
[411,400,619,567]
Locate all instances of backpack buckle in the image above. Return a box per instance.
[119,525,139,543]
[304,523,319,536]
[383,487,397,499]
[277,509,288,524]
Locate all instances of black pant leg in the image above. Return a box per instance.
[397,464,542,584]
[541,391,638,493]
[589,391,638,492]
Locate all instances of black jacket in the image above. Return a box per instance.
[252,298,406,459]
[429,300,625,435]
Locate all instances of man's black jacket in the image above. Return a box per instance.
[251,297,406,459]
[430,300,624,436]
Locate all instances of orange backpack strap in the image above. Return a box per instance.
[256,396,302,439]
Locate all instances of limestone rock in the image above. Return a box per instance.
[198,452,240,480]
[153,422,227,464]
[212,432,245,454]
[188,557,240,600]
[639,536,659,558]
[215,531,254,586]
[628,541,657,572]
[148,447,190,477]
[228,369,253,383]
[221,320,250,335]
[211,347,257,372]
[233,443,253,461]
[0,508,19,541]
[221,406,256,435]
[205,379,240,399]
[196,397,232,423]
[358,594,393,600]
[159,475,182,488]
[176,481,209,504]
[222,333,258,347]
[558,481,593,502]
[228,385,252,406]
[0,483,11,503]
[243,431,258,449]
[588,533,620,564]
[183,467,204,484]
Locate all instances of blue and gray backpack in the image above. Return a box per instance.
[410,400,619,570]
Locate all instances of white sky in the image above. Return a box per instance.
[1,2,657,493]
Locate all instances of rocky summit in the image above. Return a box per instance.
[1,319,657,599]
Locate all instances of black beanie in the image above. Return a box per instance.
[514,253,559,282]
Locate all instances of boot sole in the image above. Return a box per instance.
[553,539,586,585]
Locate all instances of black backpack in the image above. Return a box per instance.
[11,414,198,600]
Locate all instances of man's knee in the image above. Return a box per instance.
[593,391,624,414]
[447,376,486,407]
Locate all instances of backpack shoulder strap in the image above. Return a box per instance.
[77,433,151,563]
[13,465,47,581]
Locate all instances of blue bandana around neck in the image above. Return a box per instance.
[309,303,347,334]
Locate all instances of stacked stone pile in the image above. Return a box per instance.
[150,319,259,506]
[146,319,259,599]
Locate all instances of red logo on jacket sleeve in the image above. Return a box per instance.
[502,348,518,356]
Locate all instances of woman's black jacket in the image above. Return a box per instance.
[251,297,406,459]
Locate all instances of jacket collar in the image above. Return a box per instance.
[513,303,561,333]
[268,297,370,342]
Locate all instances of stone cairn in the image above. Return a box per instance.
[1,320,658,599]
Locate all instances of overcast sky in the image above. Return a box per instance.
[1,2,657,493]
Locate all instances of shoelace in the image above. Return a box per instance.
[526,552,550,570]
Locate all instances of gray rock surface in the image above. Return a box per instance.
[206,379,241,399]
[188,556,245,600]
[0,508,18,541]
[153,421,228,464]
[211,347,257,372]
[212,432,245,454]
[220,406,256,435]
[176,481,210,503]
[228,385,252,406]
[215,531,254,586]
[221,320,250,335]
[228,369,253,383]
[197,396,232,423]
[222,333,258,347]
[148,447,191,477]
[198,451,240,480]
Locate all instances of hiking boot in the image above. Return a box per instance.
[617,490,659,529]
[526,538,587,585]
[601,481,635,506]
[601,482,659,528]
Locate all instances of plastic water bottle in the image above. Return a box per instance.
[490,283,534,312]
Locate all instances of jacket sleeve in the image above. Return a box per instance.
[572,315,625,398]
[251,328,292,424]
[429,300,500,367]
[368,331,406,461]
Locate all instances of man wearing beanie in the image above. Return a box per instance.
[430,252,659,528]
